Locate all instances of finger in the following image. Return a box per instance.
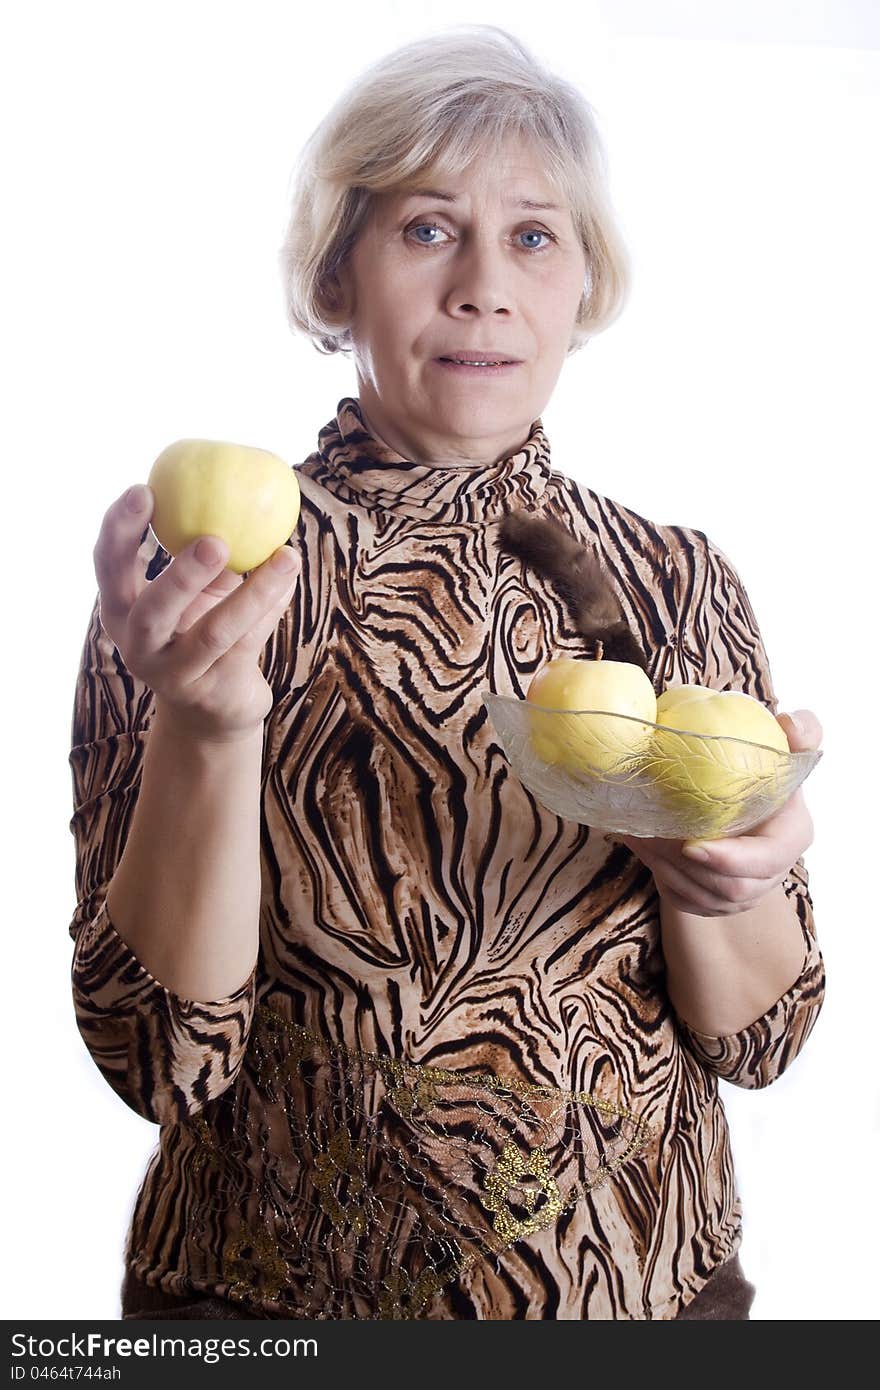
[618,834,683,872]
[658,884,731,917]
[172,544,301,683]
[656,884,709,915]
[776,709,823,752]
[617,834,729,909]
[92,485,154,623]
[234,574,299,657]
[129,533,233,653]
[661,883,766,917]
[677,844,781,907]
[652,856,727,914]
[175,567,244,635]
[656,856,767,915]
[681,815,804,880]
[210,573,298,668]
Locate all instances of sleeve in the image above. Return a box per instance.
[68,532,257,1125]
[668,530,826,1089]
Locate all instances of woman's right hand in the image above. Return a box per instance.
[93,483,301,742]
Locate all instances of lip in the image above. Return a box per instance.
[437,351,522,364]
[433,359,522,377]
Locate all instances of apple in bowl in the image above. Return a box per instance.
[647,683,790,823]
[525,655,657,776]
[485,660,815,840]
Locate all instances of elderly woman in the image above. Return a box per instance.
[69,26,824,1320]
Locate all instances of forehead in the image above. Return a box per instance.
[386,136,566,209]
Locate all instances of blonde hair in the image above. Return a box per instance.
[278,24,631,357]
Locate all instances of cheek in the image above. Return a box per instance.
[534,274,584,329]
[365,278,419,338]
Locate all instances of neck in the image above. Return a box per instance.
[355,388,536,468]
[296,396,554,525]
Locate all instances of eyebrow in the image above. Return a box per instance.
[402,188,562,212]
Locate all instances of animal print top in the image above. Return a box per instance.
[68,396,825,1319]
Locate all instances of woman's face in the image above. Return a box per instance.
[333,134,588,466]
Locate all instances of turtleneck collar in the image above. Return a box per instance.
[297,396,553,524]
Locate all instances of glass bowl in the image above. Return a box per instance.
[482,691,822,840]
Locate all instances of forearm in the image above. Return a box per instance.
[105,699,264,1002]
[659,882,807,1036]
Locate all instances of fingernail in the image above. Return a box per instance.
[682,842,711,862]
[125,485,148,513]
[271,546,296,574]
[196,538,224,565]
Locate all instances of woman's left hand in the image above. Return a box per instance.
[611,709,823,917]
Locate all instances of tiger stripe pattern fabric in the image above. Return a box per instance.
[68,397,824,1319]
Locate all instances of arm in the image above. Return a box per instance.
[659,532,826,1088]
[667,856,825,1089]
[660,882,806,1035]
[68,532,272,1124]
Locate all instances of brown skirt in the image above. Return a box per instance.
[120,1253,755,1320]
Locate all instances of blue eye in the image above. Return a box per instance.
[410,224,446,245]
[519,230,551,251]
[407,223,555,254]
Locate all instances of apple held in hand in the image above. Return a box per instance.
[147,439,301,575]
[526,655,657,776]
[648,683,790,821]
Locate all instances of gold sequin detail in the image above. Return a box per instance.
[377,1266,445,1319]
[189,1116,222,1176]
[377,1248,478,1319]
[483,1142,563,1245]
[184,1002,657,1315]
[252,1004,654,1134]
[387,1076,438,1118]
[311,1127,370,1236]
[224,1224,288,1304]
[248,1007,310,1093]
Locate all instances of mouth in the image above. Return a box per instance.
[434,358,522,375]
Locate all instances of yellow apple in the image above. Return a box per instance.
[147,439,301,575]
[525,656,657,776]
[655,684,718,718]
[649,683,790,819]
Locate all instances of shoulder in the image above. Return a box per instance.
[291,461,361,534]
[543,470,703,580]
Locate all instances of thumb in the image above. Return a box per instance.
[776,709,823,752]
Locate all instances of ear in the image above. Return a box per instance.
[334,259,356,314]
[322,261,354,326]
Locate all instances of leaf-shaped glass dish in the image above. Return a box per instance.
[482,691,822,840]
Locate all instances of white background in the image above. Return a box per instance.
[4,0,878,1320]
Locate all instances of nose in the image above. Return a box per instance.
[443,232,514,319]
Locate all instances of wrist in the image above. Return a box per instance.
[151,697,266,748]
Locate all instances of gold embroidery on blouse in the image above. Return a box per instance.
[224,1224,288,1304]
[189,1116,222,1175]
[483,1142,563,1245]
[377,1266,445,1319]
[248,1007,310,1091]
[251,1004,652,1127]
[387,1075,438,1118]
[311,1127,370,1236]
[377,1248,478,1319]
[185,1003,657,1315]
